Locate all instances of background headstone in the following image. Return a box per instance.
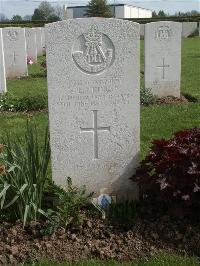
[0,29,7,93]
[199,22,200,37]
[2,27,28,78]
[36,27,43,56]
[41,28,46,52]
[25,28,37,63]
[46,19,140,200]
[145,21,182,97]
[182,22,198,38]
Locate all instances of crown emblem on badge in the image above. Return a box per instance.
[84,25,102,43]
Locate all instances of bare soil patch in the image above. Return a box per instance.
[0,215,199,264]
[156,95,189,105]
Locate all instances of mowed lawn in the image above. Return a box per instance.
[30,253,200,266]
[0,37,199,161]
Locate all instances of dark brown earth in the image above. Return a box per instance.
[0,215,200,265]
[156,95,189,105]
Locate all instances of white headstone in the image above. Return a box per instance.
[145,21,182,97]
[182,22,198,38]
[46,19,140,200]
[199,22,200,37]
[0,29,7,93]
[41,28,46,52]
[25,28,37,63]
[36,27,43,56]
[2,27,28,79]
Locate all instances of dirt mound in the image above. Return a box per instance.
[0,215,199,264]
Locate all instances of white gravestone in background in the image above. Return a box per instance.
[46,19,140,200]
[41,28,46,52]
[0,29,7,93]
[25,28,37,63]
[2,27,28,79]
[145,21,182,97]
[182,22,198,38]
[36,27,43,56]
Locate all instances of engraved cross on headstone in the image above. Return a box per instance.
[156,57,170,79]
[12,52,17,65]
[80,110,110,159]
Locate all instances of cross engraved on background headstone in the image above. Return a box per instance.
[80,110,110,159]
[156,57,170,79]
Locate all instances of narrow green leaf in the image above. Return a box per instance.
[23,204,30,227]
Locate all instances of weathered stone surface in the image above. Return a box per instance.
[2,27,28,78]
[199,23,200,37]
[0,29,6,93]
[35,27,43,56]
[25,28,37,63]
[182,22,198,38]
[144,21,182,97]
[46,19,140,199]
[41,28,46,51]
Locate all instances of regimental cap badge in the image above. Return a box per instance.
[7,30,18,41]
[72,24,114,75]
[155,25,172,41]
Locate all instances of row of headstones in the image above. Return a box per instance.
[140,21,199,38]
[45,19,187,199]
[0,21,199,95]
[0,27,45,93]
[1,21,184,99]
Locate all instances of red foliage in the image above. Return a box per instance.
[131,128,200,209]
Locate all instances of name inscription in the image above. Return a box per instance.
[55,77,132,108]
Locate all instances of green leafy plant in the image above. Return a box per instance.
[40,58,47,76]
[140,87,157,106]
[107,200,138,225]
[91,197,138,224]
[0,121,51,226]
[44,177,93,234]
[0,94,47,112]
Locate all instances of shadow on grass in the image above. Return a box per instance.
[28,72,47,78]
[182,93,198,103]
[17,72,47,79]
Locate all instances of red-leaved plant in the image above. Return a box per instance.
[131,128,200,215]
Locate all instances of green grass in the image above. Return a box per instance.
[7,56,47,98]
[27,253,200,265]
[181,37,200,101]
[0,112,48,141]
[141,103,200,158]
